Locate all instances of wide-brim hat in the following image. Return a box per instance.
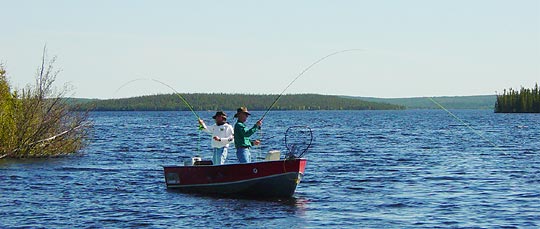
[234,107,251,118]
[212,111,227,119]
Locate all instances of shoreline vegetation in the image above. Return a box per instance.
[0,51,91,159]
[70,94,498,111]
[495,84,540,113]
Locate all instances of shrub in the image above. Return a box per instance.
[0,49,91,159]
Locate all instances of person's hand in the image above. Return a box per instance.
[256,119,263,127]
[197,119,206,130]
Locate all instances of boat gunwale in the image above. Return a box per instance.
[165,171,303,188]
[162,158,306,168]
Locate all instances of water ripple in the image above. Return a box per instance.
[1,110,539,228]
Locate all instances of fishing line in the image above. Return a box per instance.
[254,49,362,160]
[260,49,364,120]
[114,77,201,120]
[115,77,204,152]
[428,97,501,150]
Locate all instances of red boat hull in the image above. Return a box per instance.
[163,158,307,198]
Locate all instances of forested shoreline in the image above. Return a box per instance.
[495,84,540,113]
[73,93,405,111]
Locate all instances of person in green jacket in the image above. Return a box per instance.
[233,107,262,163]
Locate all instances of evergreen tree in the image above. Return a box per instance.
[495,83,540,113]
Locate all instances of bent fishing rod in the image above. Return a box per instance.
[259,49,363,120]
[115,78,201,120]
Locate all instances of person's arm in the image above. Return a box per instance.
[225,125,234,142]
[244,119,262,137]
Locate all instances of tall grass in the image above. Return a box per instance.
[0,50,91,159]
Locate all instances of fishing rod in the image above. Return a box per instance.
[114,77,201,120]
[115,78,205,153]
[253,49,362,158]
[260,49,363,120]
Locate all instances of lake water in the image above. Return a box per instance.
[1,110,539,228]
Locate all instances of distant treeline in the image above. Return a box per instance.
[495,84,540,113]
[353,95,496,109]
[73,93,404,111]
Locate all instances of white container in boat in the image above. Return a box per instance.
[265,150,281,161]
[192,156,202,164]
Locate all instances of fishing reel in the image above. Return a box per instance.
[284,125,313,159]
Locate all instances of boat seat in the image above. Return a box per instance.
[194,160,213,166]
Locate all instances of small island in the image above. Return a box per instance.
[495,84,540,113]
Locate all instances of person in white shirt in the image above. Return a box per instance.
[198,111,234,165]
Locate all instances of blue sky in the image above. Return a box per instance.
[1,0,539,99]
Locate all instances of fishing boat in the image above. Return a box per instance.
[163,157,307,198]
[159,50,356,198]
[163,126,312,198]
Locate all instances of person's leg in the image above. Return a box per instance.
[236,147,251,163]
[212,148,221,165]
[244,148,251,163]
[221,147,228,165]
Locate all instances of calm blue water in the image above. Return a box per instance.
[1,110,539,228]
